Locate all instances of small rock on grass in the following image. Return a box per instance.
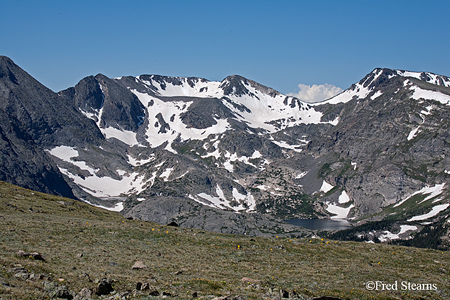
[241,277,261,284]
[135,282,159,296]
[148,287,160,296]
[131,260,148,270]
[17,250,46,261]
[78,272,92,282]
[104,291,131,300]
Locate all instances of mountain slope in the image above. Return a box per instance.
[0,109,75,198]
[0,56,102,198]
[308,68,450,245]
[0,56,103,148]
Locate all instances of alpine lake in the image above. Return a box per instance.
[285,218,353,231]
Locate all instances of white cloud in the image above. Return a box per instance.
[289,83,343,103]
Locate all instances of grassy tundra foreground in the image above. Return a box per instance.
[0,181,448,299]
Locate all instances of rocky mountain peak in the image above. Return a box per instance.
[353,67,450,93]
[0,56,43,89]
[219,75,250,96]
[219,75,280,98]
[0,56,16,70]
[0,56,19,85]
[61,73,146,132]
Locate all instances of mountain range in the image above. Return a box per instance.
[1,55,450,248]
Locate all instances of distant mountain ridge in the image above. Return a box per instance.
[1,55,450,247]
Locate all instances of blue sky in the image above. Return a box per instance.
[2,0,449,98]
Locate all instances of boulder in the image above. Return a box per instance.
[73,288,93,300]
[131,260,148,270]
[148,287,160,296]
[95,278,114,296]
[17,250,46,261]
[44,282,76,299]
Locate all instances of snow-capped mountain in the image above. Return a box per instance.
[325,68,450,104]
[55,72,334,215]
[68,73,333,151]
[1,55,450,246]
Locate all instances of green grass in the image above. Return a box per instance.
[0,181,449,299]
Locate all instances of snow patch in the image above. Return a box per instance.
[409,85,450,105]
[49,146,148,198]
[189,185,255,212]
[326,202,354,219]
[127,154,155,166]
[378,225,418,242]
[398,71,450,87]
[421,105,433,115]
[91,201,124,212]
[329,116,339,126]
[101,127,139,146]
[408,204,450,221]
[394,183,446,207]
[295,171,308,179]
[271,140,304,153]
[47,146,98,175]
[47,146,79,162]
[338,191,350,204]
[320,181,334,193]
[160,167,174,181]
[407,126,421,141]
[371,90,383,100]
[59,167,147,198]
[222,82,327,132]
[131,90,231,148]
[138,76,222,98]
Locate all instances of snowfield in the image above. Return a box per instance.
[47,146,148,198]
[326,202,354,219]
[188,185,256,213]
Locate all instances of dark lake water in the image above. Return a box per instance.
[285,218,353,231]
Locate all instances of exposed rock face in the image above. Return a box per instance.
[0,56,103,148]
[0,99,75,198]
[60,74,146,132]
[123,196,307,237]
